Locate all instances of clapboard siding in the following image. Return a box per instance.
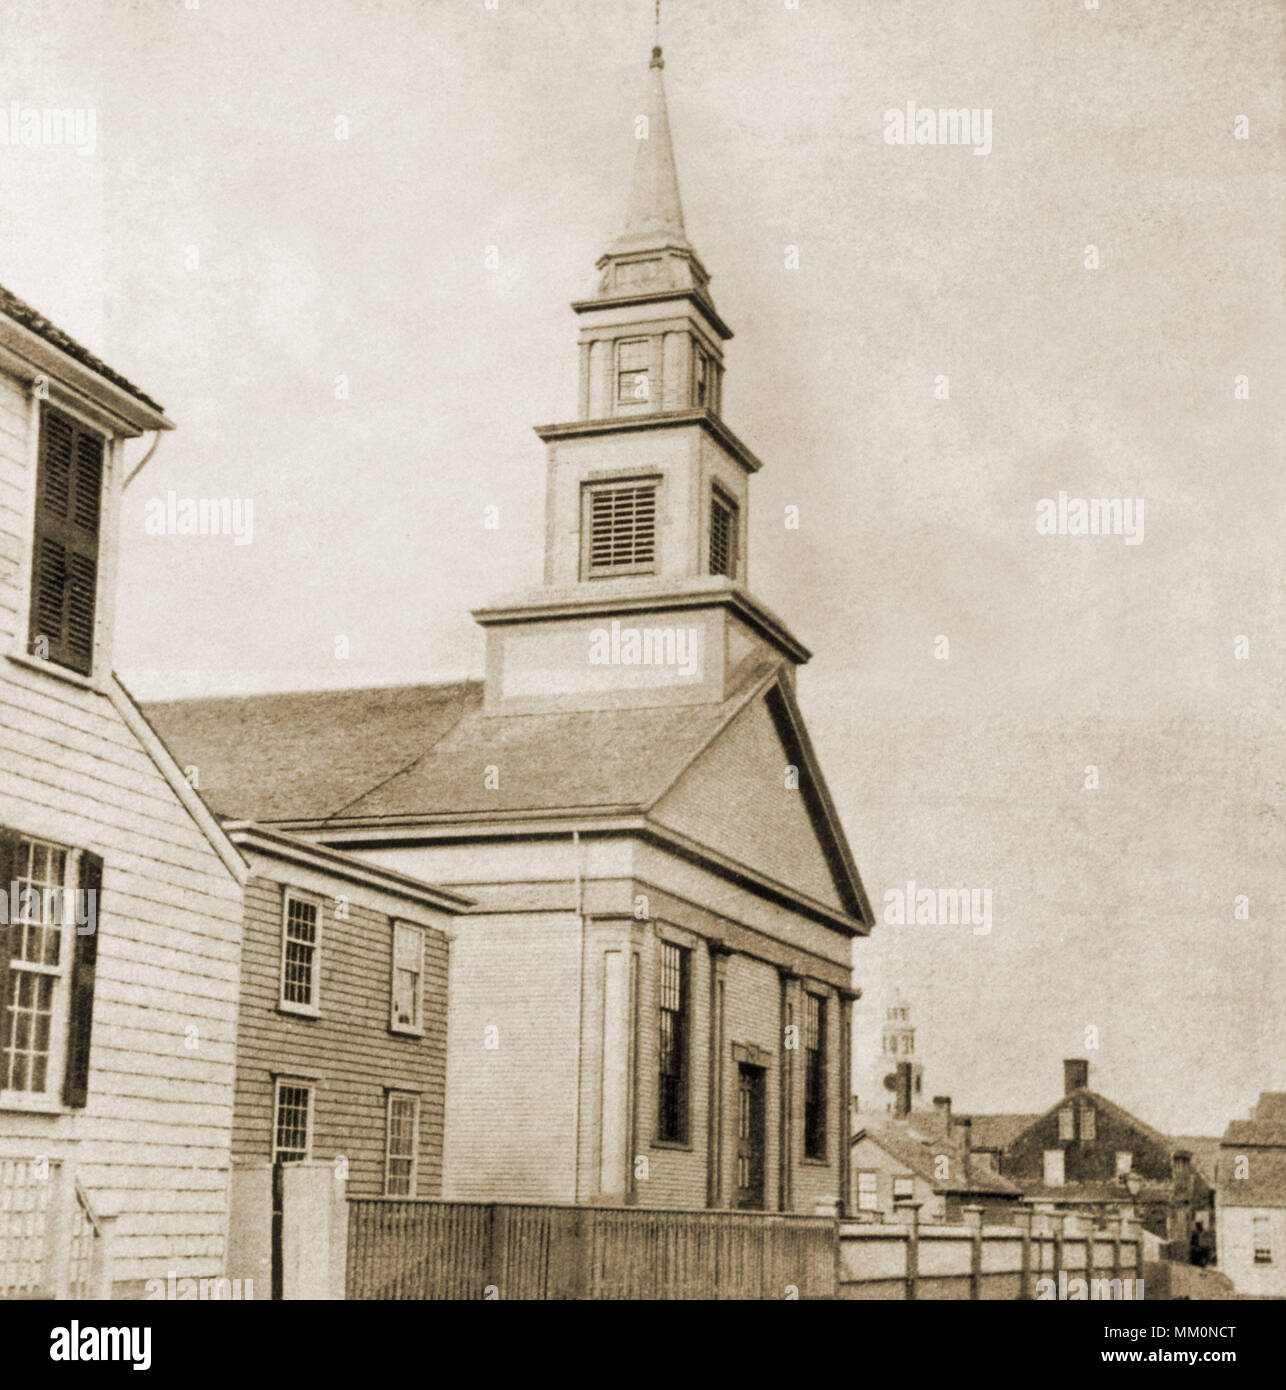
[232,868,451,1201]
[0,368,244,1293]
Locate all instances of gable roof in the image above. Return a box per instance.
[0,279,165,413]
[145,660,873,930]
[1009,1087,1177,1158]
[852,1120,1021,1198]
[1215,1101,1286,1206]
[899,1110,1041,1153]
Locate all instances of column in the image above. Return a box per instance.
[600,949,631,1201]
[705,942,731,1207]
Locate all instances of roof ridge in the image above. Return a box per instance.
[144,677,485,709]
[324,684,477,820]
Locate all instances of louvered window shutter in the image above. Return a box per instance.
[0,828,20,1083]
[62,850,102,1108]
[29,406,104,676]
[587,483,657,574]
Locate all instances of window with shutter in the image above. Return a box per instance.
[584,480,658,576]
[28,406,104,676]
[709,487,737,579]
[0,833,95,1106]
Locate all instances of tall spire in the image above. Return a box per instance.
[609,46,691,256]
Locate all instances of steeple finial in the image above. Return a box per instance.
[609,39,689,255]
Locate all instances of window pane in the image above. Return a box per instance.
[386,1094,419,1197]
[283,897,318,1006]
[657,943,689,1143]
[274,1084,311,1161]
[804,993,827,1159]
[392,925,424,1030]
[2,838,69,1095]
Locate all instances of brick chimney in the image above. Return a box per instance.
[1063,1059,1089,1094]
[1172,1149,1192,1197]
[952,1116,973,1153]
[933,1095,952,1126]
[895,1061,913,1118]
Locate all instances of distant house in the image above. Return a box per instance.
[998,1059,1212,1252]
[0,281,246,1295]
[850,1111,1022,1224]
[1215,1092,1286,1296]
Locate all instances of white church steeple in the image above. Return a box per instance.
[473,44,812,717]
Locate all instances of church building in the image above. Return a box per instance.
[149,45,874,1216]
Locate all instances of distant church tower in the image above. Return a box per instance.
[472,44,814,713]
[868,989,923,1114]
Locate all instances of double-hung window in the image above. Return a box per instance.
[390,922,425,1035]
[272,1079,313,1164]
[616,338,651,407]
[656,941,690,1144]
[803,992,827,1159]
[1079,1103,1096,1140]
[279,892,321,1015]
[857,1171,879,1211]
[892,1175,914,1202]
[0,832,101,1108]
[384,1092,420,1196]
[28,404,105,677]
[1253,1215,1273,1265]
[1058,1106,1074,1141]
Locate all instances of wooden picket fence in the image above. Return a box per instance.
[346,1199,837,1300]
[0,1156,113,1300]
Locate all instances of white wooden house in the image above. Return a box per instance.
[0,282,246,1297]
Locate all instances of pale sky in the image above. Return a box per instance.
[2,0,1282,1135]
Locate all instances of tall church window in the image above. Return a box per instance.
[804,992,827,1159]
[584,480,658,576]
[709,487,737,579]
[657,941,690,1144]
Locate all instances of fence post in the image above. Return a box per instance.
[1111,1214,1123,1288]
[1016,1208,1033,1300]
[280,1160,346,1299]
[90,1213,118,1300]
[964,1204,983,1300]
[45,1161,73,1300]
[904,1201,921,1301]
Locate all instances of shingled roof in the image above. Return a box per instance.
[143,661,778,825]
[1217,1095,1286,1207]
[853,1119,1022,1198]
[0,280,164,412]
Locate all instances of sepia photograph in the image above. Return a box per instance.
[0,0,1281,1362]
